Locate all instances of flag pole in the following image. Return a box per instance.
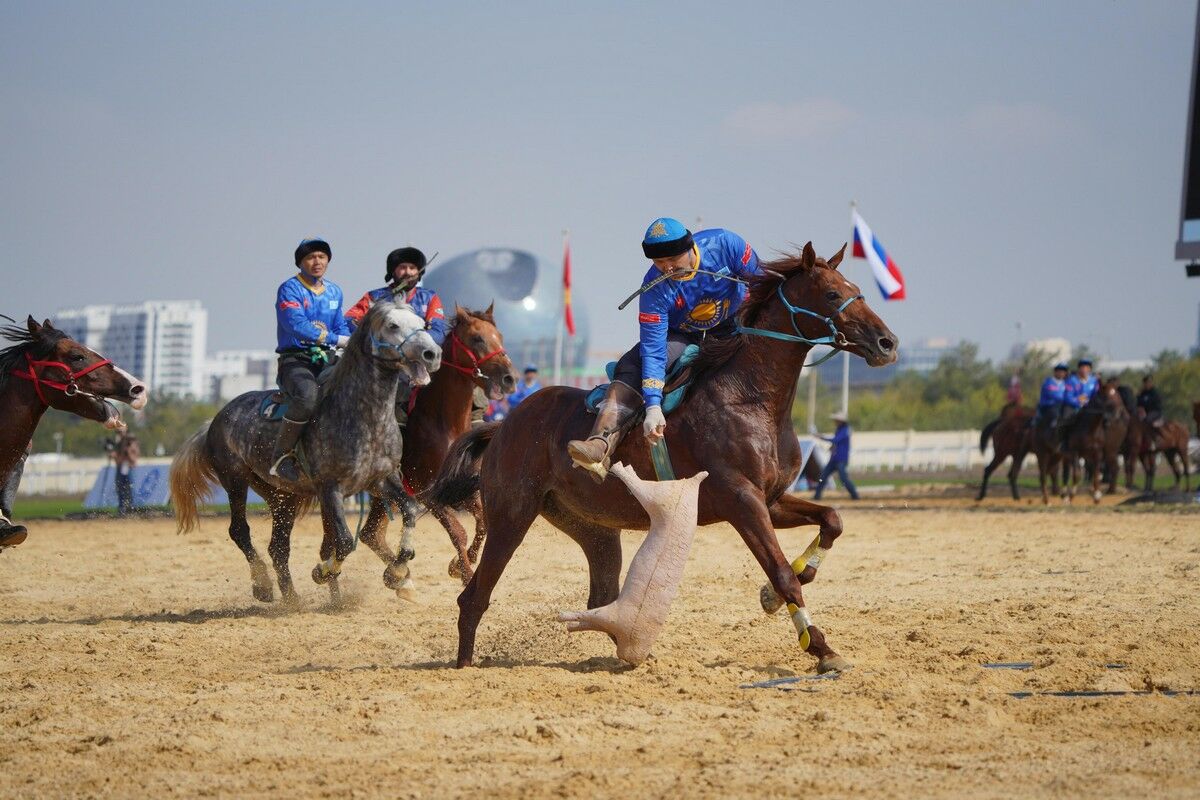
[842,201,855,415]
[553,229,567,386]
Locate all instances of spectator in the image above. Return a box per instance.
[112,433,140,516]
[813,412,859,501]
[507,364,542,409]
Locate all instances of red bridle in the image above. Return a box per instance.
[442,330,507,379]
[11,352,112,406]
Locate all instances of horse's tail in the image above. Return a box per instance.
[170,422,218,533]
[980,417,1001,454]
[424,422,499,511]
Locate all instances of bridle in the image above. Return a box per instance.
[442,329,507,381]
[11,351,113,406]
[368,328,433,369]
[736,282,864,367]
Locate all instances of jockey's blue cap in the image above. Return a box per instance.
[524,363,538,373]
[295,237,332,267]
[642,217,694,260]
[1054,362,1069,371]
[1077,358,1092,368]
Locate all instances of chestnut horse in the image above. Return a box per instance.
[1063,381,1127,503]
[976,403,1032,501]
[354,306,517,595]
[1130,418,1192,492]
[428,243,898,672]
[0,316,147,546]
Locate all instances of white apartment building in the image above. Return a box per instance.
[203,349,276,402]
[54,301,208,398]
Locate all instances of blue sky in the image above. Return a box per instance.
[2,1,1198,363]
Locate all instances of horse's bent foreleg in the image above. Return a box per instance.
[226,480,273,603]
[723,481,846,674]
[465,493,487,572]
[757,494,843,615]
[356,495,396,566]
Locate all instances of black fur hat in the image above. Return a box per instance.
[386,247,428,283]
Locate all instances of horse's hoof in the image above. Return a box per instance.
[383,563,409,590]
[448,557,464,580]
[759,583,785,615]
[312,564,332,585]
[252,584,275,603]
[817,654,853,674]
[395,577,419,604]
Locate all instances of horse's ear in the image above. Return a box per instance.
[42,318,54,330]
[827,243,847,271]
[26,316,40,333]
[801,242,816,270]
[485,301,494,318]
[454,302,466,318]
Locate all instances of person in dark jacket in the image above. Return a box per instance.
[813,412,859,501]
[1136,374,1164,427]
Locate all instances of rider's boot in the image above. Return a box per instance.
[567,381,643,483]
[0,514,28,551]
[269,417,307,482]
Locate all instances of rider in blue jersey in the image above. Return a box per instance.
[270,237,352,481]
[1065,358,1098,410]
[1035,362,1070,429]
[567,217,761,480]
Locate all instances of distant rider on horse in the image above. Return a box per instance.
[567,217,761,480]
[1136,374,1164,427]
[345,247,450,427]
[270,237,352,482]
[1035,362,1070,431]
[1059,357,1098,449]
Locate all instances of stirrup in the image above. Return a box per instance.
[269,452,299,478]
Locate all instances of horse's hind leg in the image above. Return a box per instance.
[226,479,273,603]
[465,494,488,576]
[429,502,473,586]
[311,483,354,605]
[455,497,540,668]
[1007,454,1024,501]
[544,503,621,609]
[266,490,301,604]
[977,453,1003,501]
[356,495,396,566]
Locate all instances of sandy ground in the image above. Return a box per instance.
[2,498,1198,798]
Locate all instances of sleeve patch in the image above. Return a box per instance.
[742,242,753,266]
[642,378,665,389]
[638,312,661,324]
[279,300,301,310]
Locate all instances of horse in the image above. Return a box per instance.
[170,301,441,604]
[427,243,898,673]
[1,316,147,546]
[1193,400,1200,437]
[1063,381,1127,503]
[1028,404,1069,504]
[353,305,518,597]
[976,403,1032,501]
[1132,417,1192,493]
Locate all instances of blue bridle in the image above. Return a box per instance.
[370,328,429,355]
[735,283,864,367]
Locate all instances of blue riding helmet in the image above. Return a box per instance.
[294,237,332,267]
[523,364,538,373]
[1077,358,1092,368]
[1053,363,1069,372]
[642,217,693,259]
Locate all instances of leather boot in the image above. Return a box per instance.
[269,417,307,482]
[567,381,643,483]
[0,515,27,551]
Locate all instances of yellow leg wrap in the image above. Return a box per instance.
[318,558,342,580]
[790,535,829,576]
[789,605,813,650]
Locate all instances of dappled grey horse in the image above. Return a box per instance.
[170,301,441,604]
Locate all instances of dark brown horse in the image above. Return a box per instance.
[1063,381,1127,503]
[354,306,518,596]
[976,403,1032,501]
[1029,406,1068,505]
[0,316,147,545]
[1131,417,1192,492]
[428,243,898,672]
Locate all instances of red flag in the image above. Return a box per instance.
[563,234,576,336]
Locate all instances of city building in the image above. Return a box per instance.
[203,349,276,403]
[423,248,590,376]
[813,336,954,388]
[1007,337,1072,365]
[55,301,208,398]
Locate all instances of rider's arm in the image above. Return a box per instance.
[329,288,352,341]
[424,294,449,347]
[277,282,331,346]
[637,287,671,407]
[722,230,761,279]
[344,292,373,331]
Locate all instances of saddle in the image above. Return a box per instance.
[585,344,700,416]
[259,363,339,421]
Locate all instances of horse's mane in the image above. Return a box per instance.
[0,321,67,393]
[688,250,827,381]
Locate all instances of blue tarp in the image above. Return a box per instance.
[84,465,263,509]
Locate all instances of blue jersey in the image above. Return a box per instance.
[637,228,761,405]
[507,379,542,408]
[276,274,352,352]
[1038,377,1068,409]
[1065,374,1098,409]
[822,425,852,466]
[345,284,448,346]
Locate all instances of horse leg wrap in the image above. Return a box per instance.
[315,557,342,582]
[788,605,813,650]
[398,526,416,563]
[760,536,828,615]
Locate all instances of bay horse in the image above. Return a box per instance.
[1,317,147,546]
[354,305,518,596]
[976,403,1032,501]
[1132,417,1192,492]
[1029,407,1068,504]
[170,302,440,604]
[428,243,898,673]
[1063,381,1126,503]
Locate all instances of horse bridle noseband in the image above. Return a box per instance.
[442,330,507,382]
[736,283,864,367]
[11,352,114,406]
[368,328,434,369]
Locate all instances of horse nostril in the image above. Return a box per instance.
[878,337,895,352]
[503,375,516,389]
[423,350,437,362]
[130,384,145,395]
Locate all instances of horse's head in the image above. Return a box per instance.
[363,302,442,386]
[745,242,898,366]
[448,303,518,400]
[1,317,148,429]
[1100,379,1127,422]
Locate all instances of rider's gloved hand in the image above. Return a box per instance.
[643,405,666,442]
[336,335,349,348]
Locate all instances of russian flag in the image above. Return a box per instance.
[852,209,906,300]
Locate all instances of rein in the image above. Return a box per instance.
[11,352,113,405]
[442,330,506,380]
[736,284,863,368]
